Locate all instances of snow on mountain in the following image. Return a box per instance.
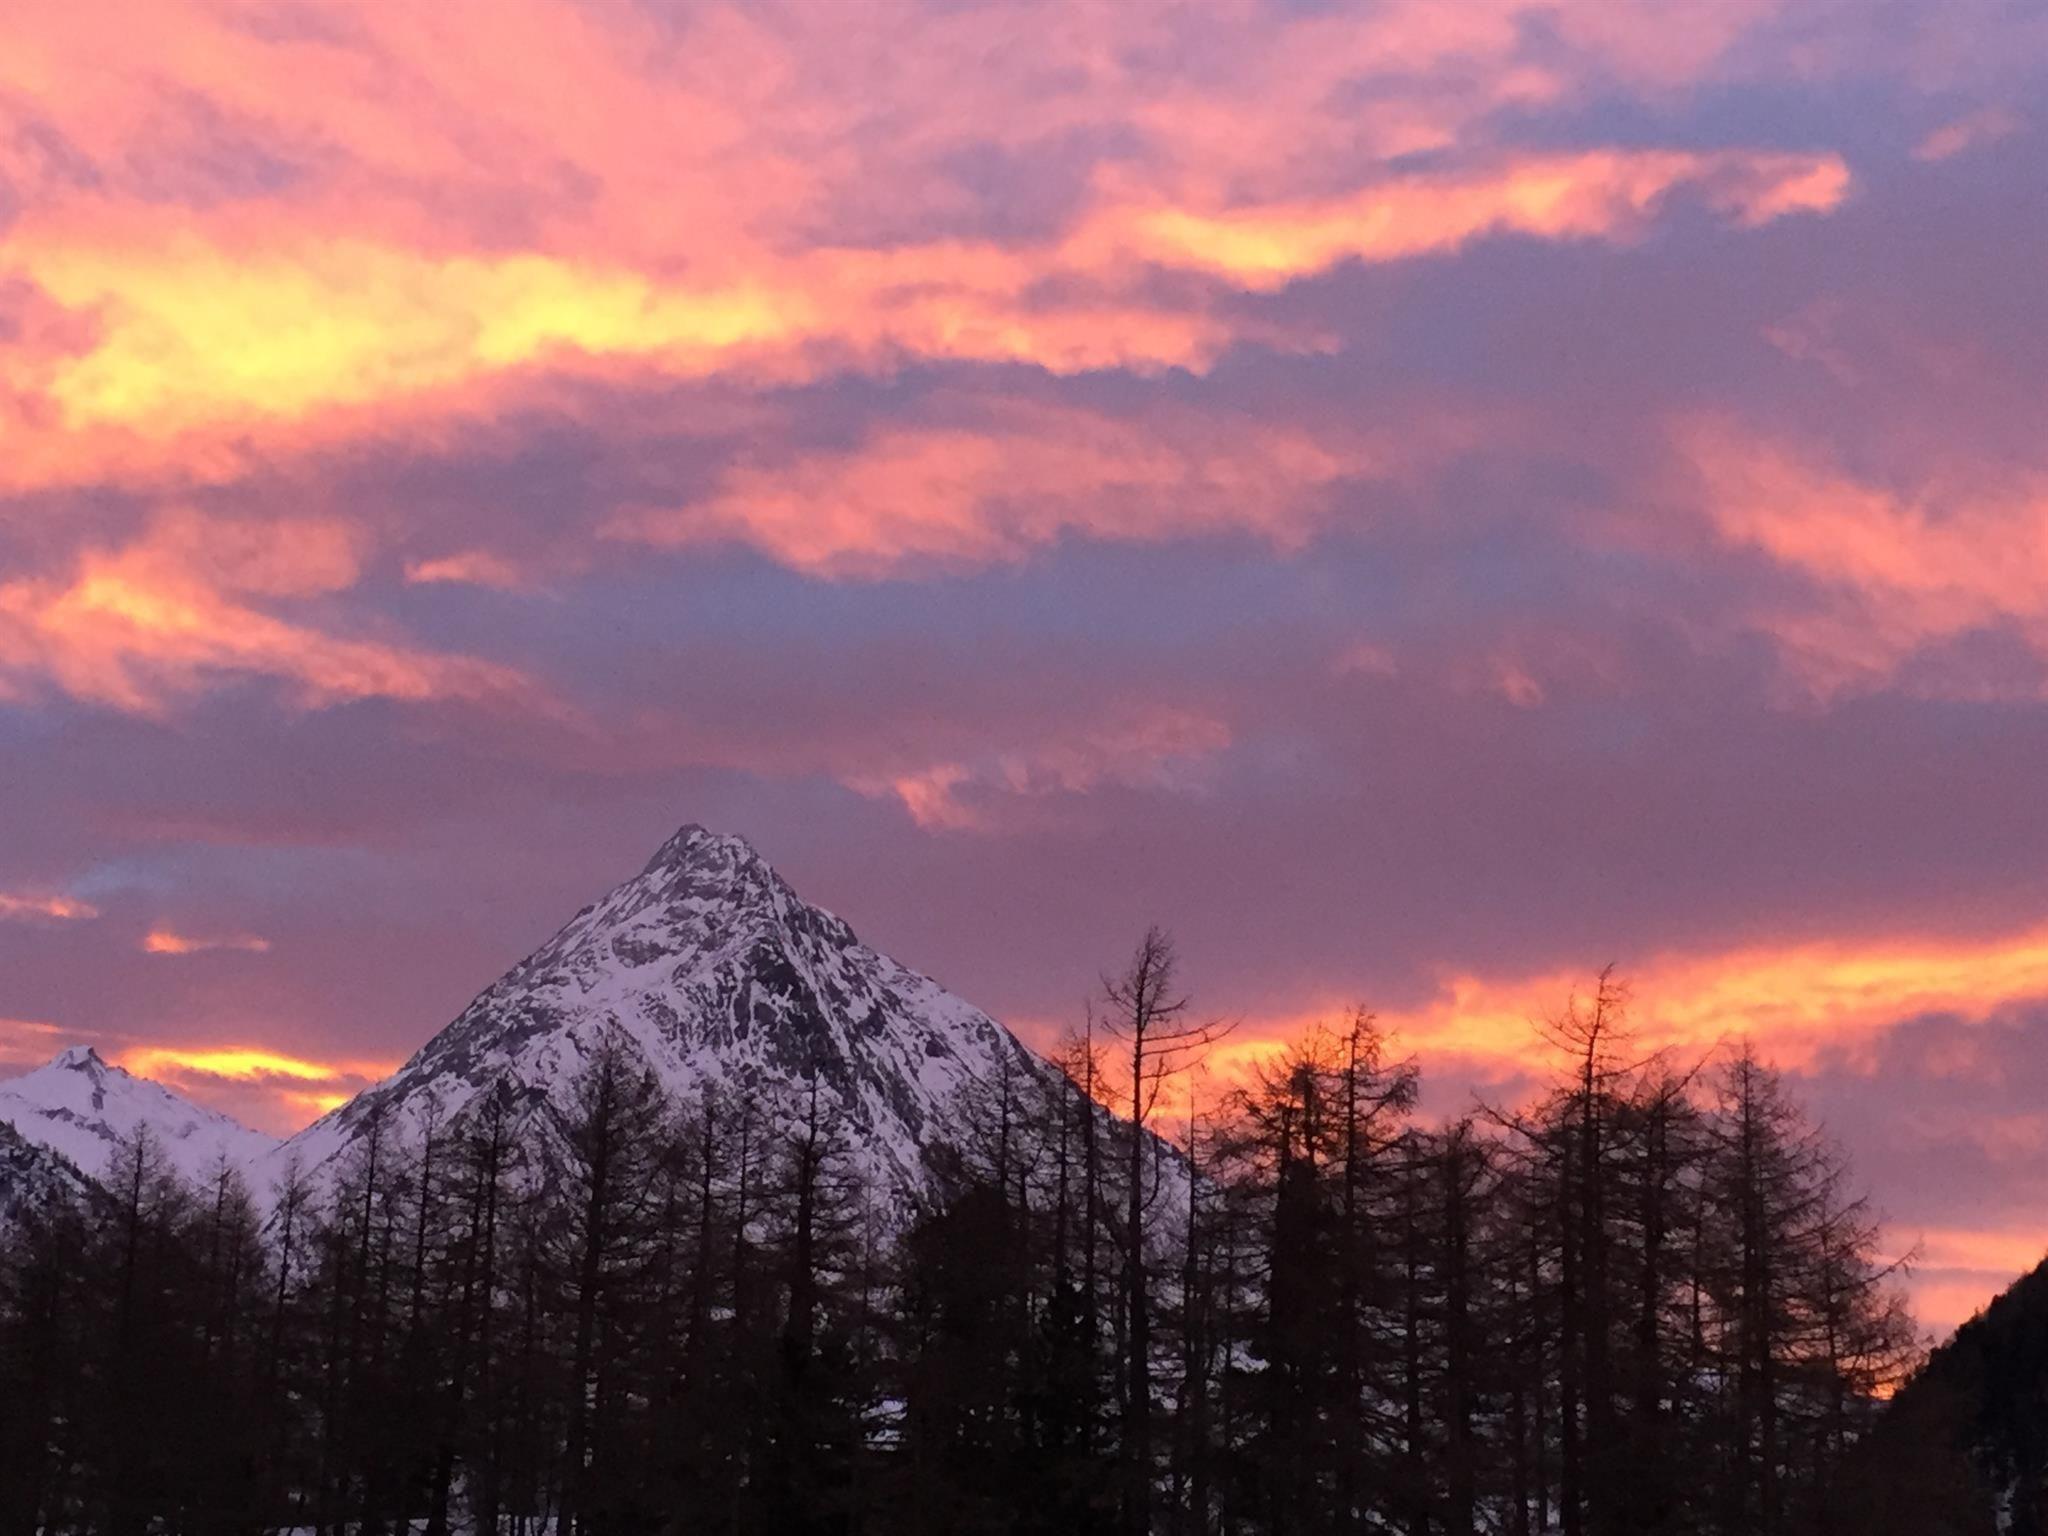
[275,825,1079,1204]
[0,1045,278,1190]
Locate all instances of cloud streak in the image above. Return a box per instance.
[850,707,1234,832]
[0,892,98,923]
[140,930,271,956]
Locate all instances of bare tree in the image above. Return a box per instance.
[1101,925,1234,1536]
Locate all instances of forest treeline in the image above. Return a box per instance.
[0,936,1957,1535]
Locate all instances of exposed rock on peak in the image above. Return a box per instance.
[0,1117,91,1225]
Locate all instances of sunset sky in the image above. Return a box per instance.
[1,0,2044,1332]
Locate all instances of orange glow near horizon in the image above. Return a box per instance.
[85,895,2048,1133]
[1016,917,2048,1129]
[118,1046,363,1083]
[84,909,2048,1123]
[1012,923,2048,1331]
[110,1045,401,1135]
[1214,919,2048,1088]
[63,910,2048,1329]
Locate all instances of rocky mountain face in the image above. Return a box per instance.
[271,824,1073,1205]
[0,1045,278,1191]
[0,1116,92,1225]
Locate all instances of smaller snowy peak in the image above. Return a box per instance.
[0,1047,278,1190]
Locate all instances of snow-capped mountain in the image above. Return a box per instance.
[275,825,1072,1203]
[0,1045,279,1190]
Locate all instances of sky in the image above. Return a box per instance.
[1,0,2044,1333]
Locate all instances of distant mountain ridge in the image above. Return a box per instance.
[0,1045,277,1192]
[1859,1252,2048,1534]
[264,823,1074,1205]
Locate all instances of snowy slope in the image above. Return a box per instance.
[275,825,1075,1204]
[0,1046,278,1189]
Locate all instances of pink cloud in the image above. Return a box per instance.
[608,400,1426,577]
[1914,107,2022,162]
[0,508,539,715]
[1677,423,2048,700]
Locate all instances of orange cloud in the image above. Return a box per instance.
[0,234,1238,495]
[0,892,99,923]
[0,508,536,714]
[119,1045,362,1082]
[1680,425,2048,699]
[1079,150,1847,291]
[0,145,1844,489]
[141,930,271,957]
[13,236,811,440]
[1373,920,2048,1070]
[1061,917,2048,1117]
[114,1044,398,1131]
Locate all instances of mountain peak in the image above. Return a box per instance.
[640,822,764,878]
[624,822,840,943]
[278,819,1058,1204]
[50,1044,106,1072]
